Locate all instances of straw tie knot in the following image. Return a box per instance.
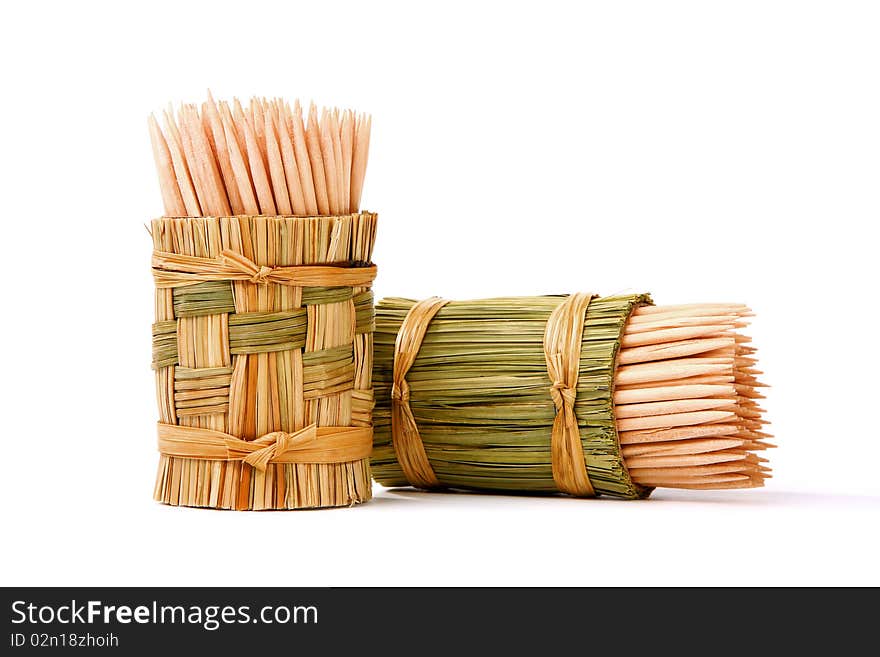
[250,265,272,285]
[151,246,378,290]
[157,422,374,472]
[549,380,576,411]
[542,293,597,497]
[218,249,275,286]
[391,380,410,403]
[389,297,449,490]
[241,431,294,471]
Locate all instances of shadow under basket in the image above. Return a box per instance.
[150,213,378,510]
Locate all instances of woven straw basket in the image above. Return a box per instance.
[150,213,377,510]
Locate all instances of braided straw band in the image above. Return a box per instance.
[152,249,377,289]
[543,293,597,497]
[390,297,450,489]
[158,423,373,472]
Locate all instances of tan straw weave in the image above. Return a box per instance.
[151,213,377,510]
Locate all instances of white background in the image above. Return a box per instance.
[1,1,877,586]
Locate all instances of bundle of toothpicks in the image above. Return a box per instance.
[148,93,377,510]
[372,294,771,499]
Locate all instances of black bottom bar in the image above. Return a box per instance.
[1,587,872,651]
